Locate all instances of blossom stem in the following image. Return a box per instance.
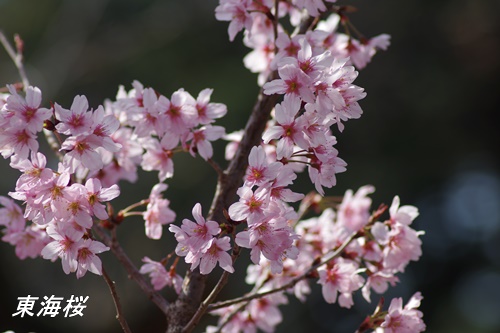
[119,199,149,215]
[101,267,132,333]
[121,211,145,218]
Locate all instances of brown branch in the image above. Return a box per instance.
[208,230,359,311]
[102,268,132,333]
[94,225,169,315]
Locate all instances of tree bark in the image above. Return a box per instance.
[164,80,279,333]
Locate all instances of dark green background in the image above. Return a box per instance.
[1,0,499,332]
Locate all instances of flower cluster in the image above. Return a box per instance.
[0,81,229,276]
[101,81,227,185]
[0,86,121,278]
[377,292,426,332]
[210,187,425,332]
[216,0,389,86]
[169,203,234,275]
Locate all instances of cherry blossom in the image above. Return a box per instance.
[193,88,228,125]
[245,145,282,187]
[180,203,220,250]
[139,257,183,294]
[41,223,81,274]
[4,85,51,134]
[84,178,120,220]
[55,95,94,136]
[263,64,315,105]
[187,236,234,275]
[377,292,426,333]
[317,258,365,308]
[75,238,109,278]
[228,186,270,225]
[143,183,176,239]
[2,224,49,260]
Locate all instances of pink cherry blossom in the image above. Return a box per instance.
[139,257,183,294]
[2,224,49,260]
[41,223,81,274]
[362,270,399,303]
[143,183,176,239]
[307,152,347,196]
[262,98,309,160]
[215,0,253,41]
[235,212,297,272]
[193,88,227,125]
[263,64,315,106]
[389,196,419,226]
[245,145,282,187]
[180,203,220,250]
[75,238,109,278]
[0,196,26,232]
[228,186,270,225]
[346,34,391,69]
[188,236,234,275]
[88,105,121,152]
[185,125,225,161]
[54,183,93,229]
[55,95,94,136]
[337,185,374,233]
[141,135,178,181]
[10,152,53,191]
[293,0,327,17]
[279,38,334,81]
[156,89,196,136]
[4,85,51,134]
[0,127,39,159]
[84,178,120,220]
[377,292,425,333]
[61,134,104,173]
[317,258,364,308]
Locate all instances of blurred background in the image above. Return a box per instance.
[0,0,499,332]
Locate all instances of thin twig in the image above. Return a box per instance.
[119,199,149,215]
[183,243,241,332]
[183,270,231,333]
[208,230,359,311]
[212,272,269,333]
[0,30,30,90]
[214,301,247,333]
[207,158,225,181]
[94,225,169,315]
[102,268,133,333]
